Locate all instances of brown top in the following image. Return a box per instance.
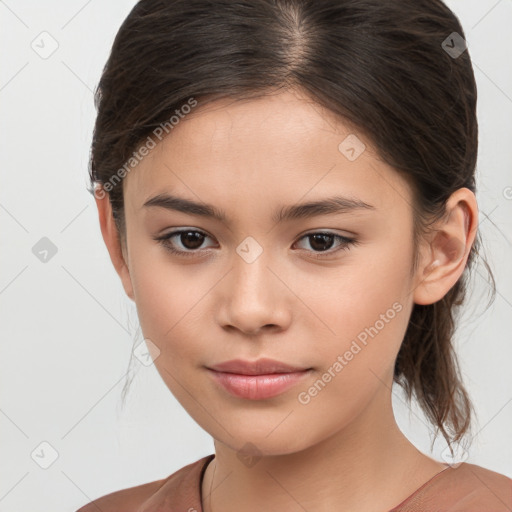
[76,454,512,512]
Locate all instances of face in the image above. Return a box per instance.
[110,89,426,455]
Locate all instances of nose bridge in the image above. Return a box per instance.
[218,235,288,332]
[231,236,274,302]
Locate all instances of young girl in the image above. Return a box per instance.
[77,0,511,510]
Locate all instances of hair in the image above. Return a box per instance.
[88,0,496,454]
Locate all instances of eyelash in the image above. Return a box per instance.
[154,229,359,260]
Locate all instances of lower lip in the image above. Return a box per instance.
[207,369,312,400]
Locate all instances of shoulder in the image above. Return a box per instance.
[75,454,215,512]
[74,478,165,512]
[396,462,512,511]
[447,462,512,509]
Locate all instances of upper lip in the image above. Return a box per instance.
[208,358,311,375]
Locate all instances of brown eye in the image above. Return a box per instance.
[155,229,215,257]
[307,233,336,251]
[176,231,205,250]
[154,229,358,260]
[294,232,358,259]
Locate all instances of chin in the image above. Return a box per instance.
[213,425,313,457]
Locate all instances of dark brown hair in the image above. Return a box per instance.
[88,0,496,453]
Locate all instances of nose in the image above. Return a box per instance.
[216,248,292,336]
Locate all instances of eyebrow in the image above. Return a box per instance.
[143,193,375,224]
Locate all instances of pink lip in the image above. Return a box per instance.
[208,357,311,375]
[206,358,312,400]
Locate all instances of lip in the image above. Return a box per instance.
[208,358,311,375]
[206,358,313,400]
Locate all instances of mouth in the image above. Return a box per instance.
[207,357,312,375]
[206,358,313,400]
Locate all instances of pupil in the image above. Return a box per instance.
[182,231,204,249]
[310,234,334,251]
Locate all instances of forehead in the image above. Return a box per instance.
[123,90,412,221]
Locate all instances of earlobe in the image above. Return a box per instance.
[94,187,135,301]
[413,188,478,306]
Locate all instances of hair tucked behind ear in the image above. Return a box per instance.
[88,0,496,452]
[396,235,495,453]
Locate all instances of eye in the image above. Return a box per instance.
[154,229,359,259]
[154,229,216,257]
[293,232,359,259]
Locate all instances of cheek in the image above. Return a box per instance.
[302,240,414,383]
[128,248,203,358]
[129,260,211,404]
[293,272,411,438]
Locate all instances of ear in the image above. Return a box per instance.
[413,188,478,306]
[94,185,135,301]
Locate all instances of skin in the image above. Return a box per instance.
[96,89,478,512]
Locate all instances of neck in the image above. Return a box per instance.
[201,386,446,512]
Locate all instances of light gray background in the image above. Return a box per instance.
[1,1,511,511]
